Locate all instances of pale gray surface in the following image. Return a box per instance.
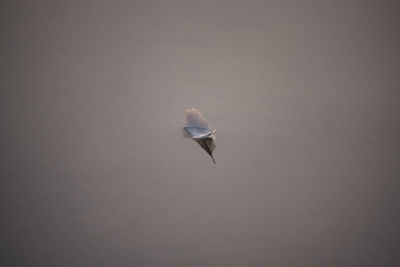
[1,1,400,266]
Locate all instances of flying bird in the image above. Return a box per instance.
[184,108,216,163]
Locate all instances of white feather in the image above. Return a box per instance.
[183,108,217,163]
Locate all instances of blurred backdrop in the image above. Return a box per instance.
[1,1,400,266]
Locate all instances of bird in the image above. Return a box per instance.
[184,108,216,163]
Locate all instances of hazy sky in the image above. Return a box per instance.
[1,1,400,266]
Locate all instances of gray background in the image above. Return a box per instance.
[1,1,400,266]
